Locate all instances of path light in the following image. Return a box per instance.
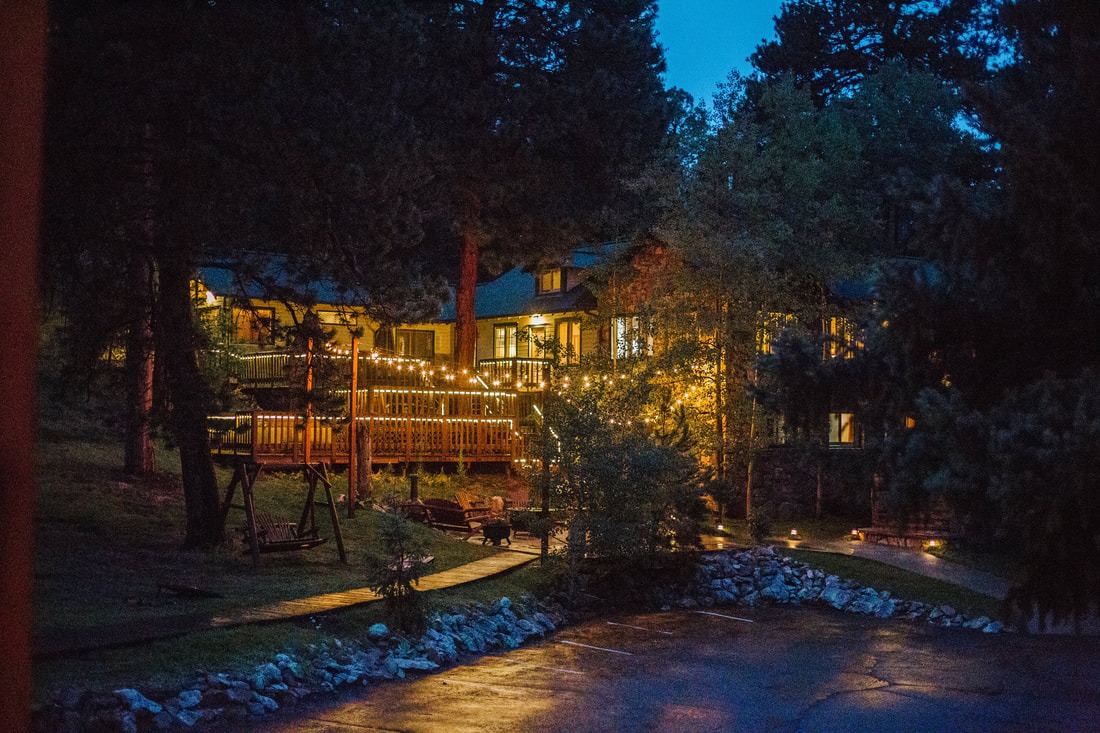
[789,528,799,540]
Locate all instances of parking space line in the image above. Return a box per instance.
[558,640,634,655]
[693,610,755,623]
[606,621,674,635]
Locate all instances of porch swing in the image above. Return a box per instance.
[220,461,347,567]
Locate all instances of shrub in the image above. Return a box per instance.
[363,511,431,633]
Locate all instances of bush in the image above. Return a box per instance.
[363,512,431,633]
[747,511,772,545]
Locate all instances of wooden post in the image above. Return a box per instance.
[816,461,823,519]
[241,465,262,569]
[250,407,259,462]
[348,335,359,518]
[304,337,314,466]
[319,464,347,563]
[362,384,374,502]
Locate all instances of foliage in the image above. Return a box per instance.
[984,373,1100,628]
[537,361,704,565]
[747,511,772,546]
[363,512,432,634]
[751,0,986,104]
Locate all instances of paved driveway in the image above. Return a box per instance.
[244,606,1100,732]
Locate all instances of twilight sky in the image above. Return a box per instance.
[654,0,786,106]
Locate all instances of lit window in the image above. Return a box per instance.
[758,312,796,354]
[825,316,863,359]
[232,305,276,346]
[377,328,434,359]
[829,412,857,446]
[613,316,653,358]
[536,269,562,294]
[493,324,518,358]
[525,325,548,358]
[556,319,582,364]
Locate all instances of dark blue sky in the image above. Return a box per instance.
[654,1,785,106]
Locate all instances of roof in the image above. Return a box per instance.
[436,267,597,321]
[434,243,623,321]
[199,264,354,305]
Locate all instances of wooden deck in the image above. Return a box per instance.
[209,387,522,464]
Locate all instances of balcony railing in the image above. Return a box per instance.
[477,357,551,390]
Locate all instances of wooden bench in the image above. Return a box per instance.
[422,498,490,538]
[242,511,327,553]
[857,526,956,548]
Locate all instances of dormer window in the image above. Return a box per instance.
[536,268,562,294]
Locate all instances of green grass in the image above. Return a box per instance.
[783,548,1004,621]
[924,543,1023,582]
[32,415,541,698]
[708,515,858,546]
[34,554,550,699]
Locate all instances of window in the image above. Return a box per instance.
[232,306,276,346]
[493,324,518,359]
[525,325,548,358]
[318,309,358,328]
[612,316,653,359]
[828,412,857,447]
[556,319,582,364]
[377,328,434,359]
[758,313,796,354]
[824,316,863,359]
[536,269,562,294]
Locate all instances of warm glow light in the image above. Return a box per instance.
[790,528,799,538]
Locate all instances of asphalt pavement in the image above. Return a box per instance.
[237,605,1100,732]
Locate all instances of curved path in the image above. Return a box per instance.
[702,534,1011,599]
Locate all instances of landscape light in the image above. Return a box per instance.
[790,528,799,539]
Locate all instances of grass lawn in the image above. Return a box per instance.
[782,548,1005,621]
[32,423,542,699]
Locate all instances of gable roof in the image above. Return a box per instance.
[198,263,354,305]
[436,267,597,321]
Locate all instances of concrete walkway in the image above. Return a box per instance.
[701,534,1012,600]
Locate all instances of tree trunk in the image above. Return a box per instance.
[124,251,156,476]
[454,228,479,371]
[124,123,159,476]
[356,423,373,503]
[157,252,223,548]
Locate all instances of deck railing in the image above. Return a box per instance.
[477,357,551,390]
[208,386,521,464]
[225,350,438,389]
